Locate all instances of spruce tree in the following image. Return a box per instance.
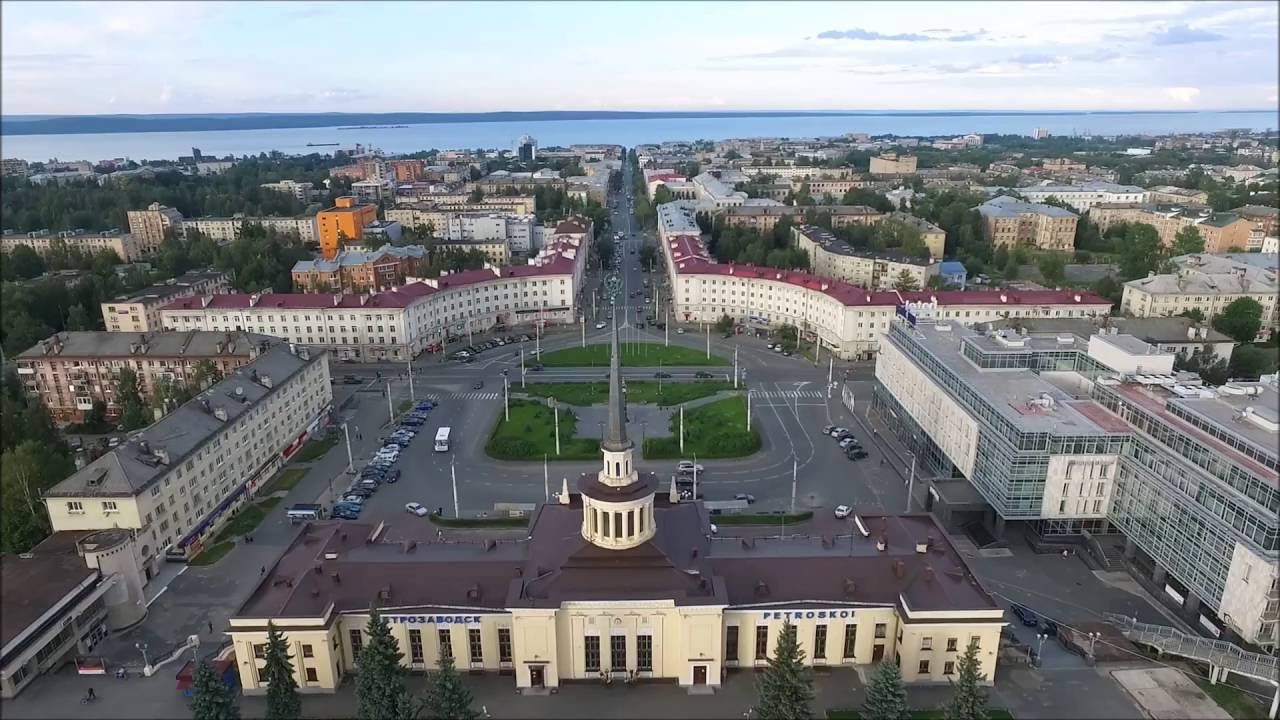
[943,639,990,720]
[263,622,301,720]
[862,661,911,720]
[356,610,414,720]
[423,648,478,720]
[754,620,814,720]
[191,659,240,720]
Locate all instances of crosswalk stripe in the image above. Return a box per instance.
[750,390,825,398]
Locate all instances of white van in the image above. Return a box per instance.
[434,427,451,452]
[286,504,325,524]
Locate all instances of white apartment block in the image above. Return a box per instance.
[42,344,333,576]
[741,165,854,180]
[179,215,318,244]
[1018,182,1148,212]
[792,225,938,291]
[102,270,232,332]
[1,230,142,263]
[260,180,316,204]
[444,213,536,254]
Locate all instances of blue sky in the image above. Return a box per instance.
[2,1,1277,115]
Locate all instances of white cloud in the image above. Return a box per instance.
[1164,87,1202,104]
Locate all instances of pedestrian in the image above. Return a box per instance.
[260,566,266,576]
[87,688,96,701]
[208,621,214,634]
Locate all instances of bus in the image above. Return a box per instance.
[434,427,451,452]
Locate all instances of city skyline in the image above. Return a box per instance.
[2,0,1277,116]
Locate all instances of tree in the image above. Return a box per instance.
[1,440,74,553]
[652,185,674,206]
[1037,255,1067,286]
[3,245,45,279]
[422,648,477,720]
[942,639,990,720]
[892,270,921,292]
[356,610,415,720]
[861,661,911,720]
[117,368,150,430]
[467,187,484,203]
[1117,223,1164,281]
[65,304,93,331]
[1179,308,1206,323]
[263,623,301,720]
[715,314,735,334]
[1092,275,1123,306]
[1228,343,1279,379]
[191,659,240,720]
[753,621,814,720]
[1213,297,1264,343]
[1171,225,1205,256]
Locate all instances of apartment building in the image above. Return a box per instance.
[1017,182,1147,213]
[259,180,316,204]
[793,225,938,291]
[162,227,591,360]
[437,240,511,266]
[101,270,232,332]
[886,212,946,260]
[42,344,333,576]
[1,157,30,177]
[473,171,566,195]
[291,245,428,293]
[318,196,380,260]
[716,205,886,235]
[444,213,536,254]
[1,229,142,263]
[15,331,275,425]
[1091,204,1254,253]
[977,196,1078,251]
[126,203,184,254]
[1041,157,1088,174]
[1234,205,1279,237]
[1147,185,1210,205]
[803,178,864,198]
[872,320,1278,647]
[1121,253,1279,335]
[869,153,918,176]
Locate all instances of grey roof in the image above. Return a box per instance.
[977,195,1078,219]
[1125,254,1279,295]
[796,225,935,266]
[292,244,426,273]
[111,270,228,304]
[887,211,944,234]
[17,331,276,360]
[44,344,324,499]
[991,317,1233,345]
[1023,181,1145,195]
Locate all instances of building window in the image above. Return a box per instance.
[842,625,857,659]
[969,636,981,650]
[102,501,118,513]
[468,628,483,664]
[874,623,887,639]
[610,635,626,671]
[725,626,739,662]
[302,644,314,658]
[498,628,513,663]
[305,666,318,683]
[349,630,363,662]
[755,626,769,660]
[921,636,933,651]
[409,629,424,664]
[584,636,601,672]
[636,635,653,672]
[67,501,84,514]
[253,643,267,659]
[814,625,828,659]
[919,660,931,674]
[438,629,453,659]
[943,661,956,675]
[946,638,958,652]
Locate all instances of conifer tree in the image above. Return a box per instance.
[754,621,814,720]
[861,661,911,720]
[356,609,415,720]
[423,648,478,720]
[943,639,990,720]
[191,659,240,720]
[263,622,301,720]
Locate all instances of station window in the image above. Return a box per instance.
[725,626,739,662]
[409,629,424,664]
[610,635,626,671]
[584,636,601,672]
[438,629,453,660]
[842,625,857,658]
[468,629,483,664]
[813,625,827,659]
[498,628,513,663]
[349,630,363,661]
[637,635,653,672]
[755,626,769,660]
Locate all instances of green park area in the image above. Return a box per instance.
[523,380,732,407]
[485,399,600,461]
[643,396,760,459]
[292,434,338,463]
[537,342,726,367]
[716,512,813,526]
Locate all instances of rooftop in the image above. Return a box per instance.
[795,225,935,266]
[292,245,426,274]
[1,552,100,653]
[977,195,1078,219]
[109,269,228,304]
[1125,253,1278,295]
[16,330,275,361]
[43,344,322,499]
[1023,181,1146,195]
[989,317,1233,346]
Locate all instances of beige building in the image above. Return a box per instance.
[1090,204,1254,253]
[1147,186,1210,205]
[976,196,1078,251]
[1121,253,1279,336]
[718,206,886,235]
[793,225,938,291]
[126,203,184,254]
[1,230,142,263]
[886,212,946,260]
[42,344,333,577]
[437,240,512,266]
[101,269,232,332]
[226,326,1005,695]
[14,330,275,425]
[869,153,918,176]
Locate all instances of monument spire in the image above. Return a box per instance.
[602,310,631,452]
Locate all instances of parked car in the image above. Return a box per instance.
[531,363,545,372]
[1010,604,1040,627]
[822,424,836,435]
[345,488,375,499]
[595,321,607,329]
[1040,619,1059,637]
[829,427,849,438]
[341,495,366,506]
[846,448,869,461]
[838,438,857,449]
[342,375,362,385]
[676,328,686,334]
[694,371,714,379]
[385,469,402,484]
[405,502,429,517]
[834,505,853,519]
[733,493,756,504]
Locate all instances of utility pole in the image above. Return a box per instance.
[827,356,834,398]
[342,422,354,473]
[450,457,460,518]
[679,406,685,453]
[467,318,472,346]
[733,346,739,389]
[705,324,710,359]
[553,399,561,455]
[536,322,541,356]
[503,374,510,421]
[407,357,415,401]
[692,454,698,502]
[665,309,670,346]
[386,380,394,423]
[581,316,586,347]
[905,452,917,514]
[790,455,798,514]
[544,455,550,503]
[746,389,752,431]
[520,347,526,389]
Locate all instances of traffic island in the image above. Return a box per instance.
[523,380,732,407]
[642,396,761,459]
[485,399,600,461]
[537,342,727,367]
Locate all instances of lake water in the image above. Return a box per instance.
[2,111,1276,162]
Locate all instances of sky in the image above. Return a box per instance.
[2,0,1277,115]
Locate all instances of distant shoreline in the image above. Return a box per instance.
[0,109,1269,137]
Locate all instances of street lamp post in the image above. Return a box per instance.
[705,324,710,359]
[520,347,526,389]
[543,455,549,504]
[790,455,798,514]
[342,422,354,473]
[1037,633,1048,667]
[450,457,460,518]
[581,316,586,347]
[386,380,394,424]
[679,406,685,453]
[136,642,151,676]
[552,399,561,456]
[503,375,510,421]
[665,308,670,346]
[733,346,739,389]
[905,452,917,513]
[746,389,752,431]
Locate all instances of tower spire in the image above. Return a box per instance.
[602,310,631,452]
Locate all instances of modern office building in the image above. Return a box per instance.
[101,269,232,332]
[874,318,1278,647]
[42,344,333,576]
[226,323,1004,695]
[515,135,537,163]
[14,330,276,425]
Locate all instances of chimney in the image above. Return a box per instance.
[1187,325,1197,340]
[155,448,170,465]
[213,406,228,422]
[260,373,273,388]
[876,535,888,552]
[915,538,929,554]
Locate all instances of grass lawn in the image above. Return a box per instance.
[397,399,413,415]
[429,515,530,528]
[524,380,732,407]
[212,497,279,544]
[827,709,1014,719]
[292,434,338,463]
[715,512,813,525]
[538,342,726,367]
[258,468,307,496]
[188,541,235,567]
[1194,677,1268,719]
[643,395,760,459]
[486,399,600,461]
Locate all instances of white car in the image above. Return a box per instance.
[405,502,429,517]
[834,505,853,519]
[676,460,705,475]
[676,328,686,334]
[341,495,365,505]
[595,321,607,329]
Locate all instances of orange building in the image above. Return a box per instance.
[389,159,425,182]
[317,196,379,259]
